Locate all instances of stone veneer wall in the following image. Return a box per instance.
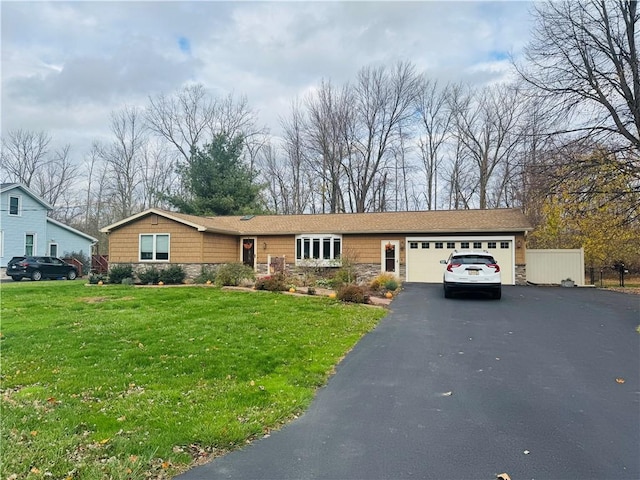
[109,263,222,283]
[515,264,527,285]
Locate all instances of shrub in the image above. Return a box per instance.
[333,267,357,287]
[137,266,161,285]
[159,265,186,285]
[337,284,366,303]
[384,278,399,291]
[121,277,135,286]
[307,286,316,295]
[254,273,288,291]
[194,266,217,284]
[88,273,106,284]
[370,273,396,291]
[215,263,255,287]
[108,264,134,284]
[315,278,337,289]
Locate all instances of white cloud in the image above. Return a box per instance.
[1,1,533,157]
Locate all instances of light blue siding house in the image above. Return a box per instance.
[0,183,97,271]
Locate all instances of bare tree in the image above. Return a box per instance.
[101,106,147,219]
[518,0,640,152]
[448,83,524,209]
[345,61,422,212]
[304,80,352,213]
[32,144,78,207]
[415,79,452,210]
[442,136,476,209]
[140,139,178,210]
[145,84,216,164]
[1,129,79,211]
[1,129,51,187]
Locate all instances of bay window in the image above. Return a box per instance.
[296,234,341,266]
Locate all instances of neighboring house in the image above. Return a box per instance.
[0,183,97,269]
[101,208,533,285]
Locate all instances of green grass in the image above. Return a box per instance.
[0,281,385,479]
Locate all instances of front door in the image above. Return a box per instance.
[242,238,255,268]
[382,240,400,275]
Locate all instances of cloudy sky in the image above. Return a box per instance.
[1,1,534,159]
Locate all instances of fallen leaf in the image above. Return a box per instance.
[99,438,110,444]
[616,377,625,384]
[497,474,511,480]
[30,431,38,436]
[161,461,170,469]
[30,467,40,474]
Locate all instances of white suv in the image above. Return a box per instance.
[441,251,502,299]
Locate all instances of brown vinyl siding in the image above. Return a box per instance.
[343,235,404,264]
[257,235,296,264]
[202,232,238,263]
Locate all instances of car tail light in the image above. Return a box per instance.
[488,264,500,272]
[19,261,29,267]
[447,263,461,272]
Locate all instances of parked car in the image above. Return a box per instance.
[441,251,501,299]
[6,256,79,281]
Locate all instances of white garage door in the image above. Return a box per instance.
[405,237,514,284]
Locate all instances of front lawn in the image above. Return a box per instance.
[0,281,385,479]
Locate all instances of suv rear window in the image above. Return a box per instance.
[452,255,496,265]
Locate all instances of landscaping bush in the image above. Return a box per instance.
[121,277,135,286]
[108,264,134,284]
[333,267,357,287]
[384,278,399,291]
[254,273,288,291]
[137,266,161,285]
[194,265,217,284]
[215,263,255,287]
[159,265,186,284]
[337,284,366,303]
[369,273,396,291]
[88,273,106,284]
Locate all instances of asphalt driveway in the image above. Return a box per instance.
[178,284,640,480]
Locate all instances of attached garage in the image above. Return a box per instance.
[405,236,516,284]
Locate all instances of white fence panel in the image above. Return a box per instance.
[526,249,585,286]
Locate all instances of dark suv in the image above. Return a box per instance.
[7,256,79,281]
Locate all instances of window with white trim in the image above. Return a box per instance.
[140,234,170,261]
[295,234,341,266]
[9,196,20,216]
[25,233,35,256]
[500,241,509,249]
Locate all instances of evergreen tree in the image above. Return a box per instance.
[170,133,263,216]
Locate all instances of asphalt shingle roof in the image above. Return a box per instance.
[130,208,532,235]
